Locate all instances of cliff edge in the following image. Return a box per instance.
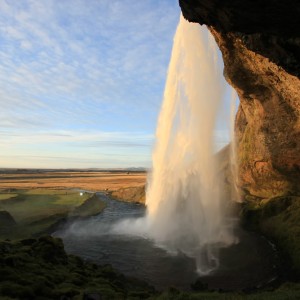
[180,0,300,199]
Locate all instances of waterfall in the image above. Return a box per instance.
[145,15,235,274]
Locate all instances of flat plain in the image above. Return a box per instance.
[0,170,147,191]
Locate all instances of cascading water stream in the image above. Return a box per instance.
[145,15,236,274]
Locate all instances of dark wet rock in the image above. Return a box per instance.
[191,279,208,291]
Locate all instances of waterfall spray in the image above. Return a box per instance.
[145,15,235,274]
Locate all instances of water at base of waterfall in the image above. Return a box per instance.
[55,193,279,291]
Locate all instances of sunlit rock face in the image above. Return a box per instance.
[180,0,300,199]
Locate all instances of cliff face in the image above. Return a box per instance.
[180,0,300,199]
[111,186,145,203]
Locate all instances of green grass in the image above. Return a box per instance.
[0,189,90,223]
[0,194,18,201]
[70,194,106,217]
[0,189,105,240]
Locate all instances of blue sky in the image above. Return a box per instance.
[0,0,232,169]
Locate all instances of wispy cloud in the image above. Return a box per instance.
[0,0,179,131]
[0,0,179,167]
[0,1,233,168]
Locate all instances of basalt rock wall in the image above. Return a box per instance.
[180,0,300,199]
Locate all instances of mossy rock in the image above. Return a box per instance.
[241,195,300,278]
[0,236,156,299]
[0,282,36,299]
[32,236,68,264]
[0,211,16,227]
[55,284,81,298]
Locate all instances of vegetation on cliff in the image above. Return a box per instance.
[111,186,146,204]
[242,195,300,278]
[70,193,106,217]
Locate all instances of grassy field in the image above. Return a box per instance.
[0,170,146,240]
[0,189,90,223]
[0,188,105,240]
[0,193,18,201]
[0,170,146,191]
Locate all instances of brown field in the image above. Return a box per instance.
[0,171,146,192]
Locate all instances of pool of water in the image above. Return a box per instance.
[54,193,279,291]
